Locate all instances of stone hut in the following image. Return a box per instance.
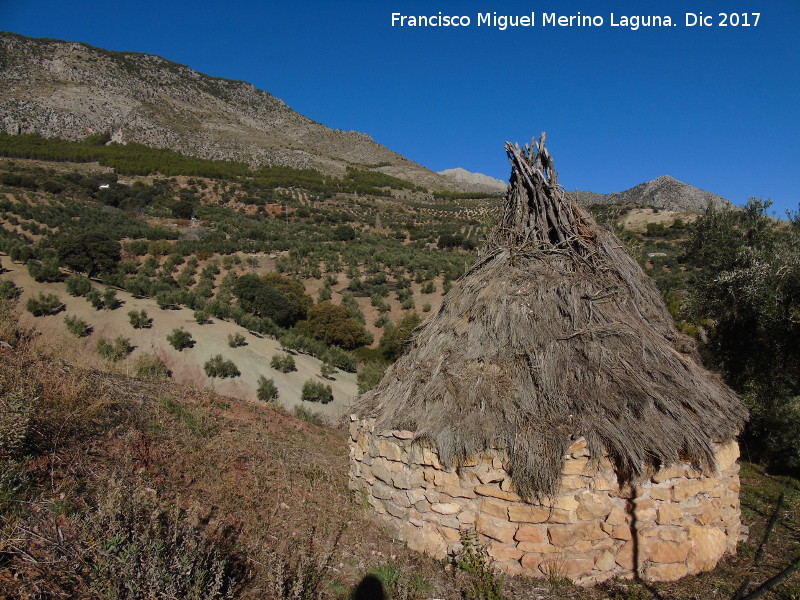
[349,135,748,584]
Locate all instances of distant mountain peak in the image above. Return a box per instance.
[438,167,506,194]
[570,175,730,212]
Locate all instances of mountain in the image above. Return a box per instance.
[570,175,731,212]
[438,167,506,194]
[0,32,454,190]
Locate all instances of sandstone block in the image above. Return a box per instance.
[441,484,476,499]
[567,437,587,455]
[650,486,672,501]
[440,526,462,543]
[482,499,509,519]
[561,475,587,490]
[517,541,560,553]
[487,543,523,562]
[458,511,476,525]
[371,482,394,500]
[515,524,546,543]
[548,522,604,547]
[715,441,740,472]
[433,470,460,488]
[421,446,442,468]
[687,526,727,574]
[592,474,616,491]
[549,557,595,575]
[643,539,691,564]
[520,553,543,571]
[595,550,617,572]
[576,492,613,520]
[377,439,406,462]
[657,503,683,525]
[431,502,462,515]
[611,525,632,540]
[644,563,688,582]
[393,430,414,440]
[406,529,446,558]
[673,479,704,501]
[476,514,518,543]
[562,458,590,475]
[474,485,521,502]
[474,464,506,484]
[508,505,550,523]
[548,508,578,524]
[605,506,628,526]
[385,501,407,518]
[652,465,688,483]
[657,526,689,543]
[616,540,635,570]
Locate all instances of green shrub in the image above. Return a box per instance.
[422,303,432,313]
[294,405,323,426]
[304,302,370,349]
[227,332,247,347]
[421,280,436,294]
[27,258,62,283]
[270,353,296,373]
[96,336,132,361]
[194,310,211,324]
[301,379,333,404]
[204,354,240,378]
[85,288,103,310]
[102,288,119,310]
[25,293,63,316]
[133,353,170,379]
[320,362,336,379]
[128,309,152,329]
[65,275,92,296]
[357,362,386,394]
[167,328,194,351]
[64,315,91,337]
[256,375,279,401]
[0,279,21,300]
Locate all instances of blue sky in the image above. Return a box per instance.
[2,0,798,215]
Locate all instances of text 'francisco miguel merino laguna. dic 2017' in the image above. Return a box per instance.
[391,12,683,31]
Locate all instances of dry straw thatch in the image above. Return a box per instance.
[359,134,747,501]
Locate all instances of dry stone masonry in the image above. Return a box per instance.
[349,417,741,585]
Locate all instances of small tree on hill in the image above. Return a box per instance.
[256,375,279,401]
[167,328,194,351]
[56,231,121,277]
[204,354,240,378]
[301,379,333,404]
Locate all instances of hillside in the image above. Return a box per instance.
[0,32,456,191]
[570,175,731,212]
[438,167,506,194]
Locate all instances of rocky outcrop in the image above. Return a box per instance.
[438,168,506,194]
[0,32,452,190]
[569,175,730,212]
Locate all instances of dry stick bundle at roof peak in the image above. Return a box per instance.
[359,133,746,501]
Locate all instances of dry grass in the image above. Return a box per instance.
[0,300,796,599]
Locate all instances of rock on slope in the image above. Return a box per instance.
[569,175,730,212]
[0,31,453,190]
[438,167,506,194]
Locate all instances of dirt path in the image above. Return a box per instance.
[4,264,359,419]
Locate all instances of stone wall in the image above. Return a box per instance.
[349,417,741,585]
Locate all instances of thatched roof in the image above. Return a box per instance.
[358,134,747,500]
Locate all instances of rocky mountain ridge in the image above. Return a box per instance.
[569,175,731,212]
[437,167,506,194]
[0,32,454,190]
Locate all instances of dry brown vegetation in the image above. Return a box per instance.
[1,292,798,599]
